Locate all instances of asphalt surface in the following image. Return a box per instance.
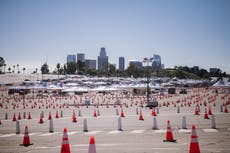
[0,89,230,153]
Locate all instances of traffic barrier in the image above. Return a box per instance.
[118,117,123,131]
[152,117,158,130]
[163,120,176,142]
[18,112,21,120]
[83,118,88,132]
[48,111,52,120]
[208,106,213,115]
[93,109,97,117]
[88,135,97,153]
[12,112,16,121]
[120,108,125,117]
[211,115,216,129]
[224,106,228,113]
[177,106,180,113]
[189,125,200,153]
[39,114,44,124]
[72,110,77,122]
[27,112,32,120]
[49,118,54,133]
[5,113,8,120]
[60,128,71,153]
[152,107,157,116]
[16,120,20,134]
[116,108,119,116]
[139,109,144,120]
[55,110,59,118]
[20,126,33,146]
[204,108,209,119]
[181,116,187,129]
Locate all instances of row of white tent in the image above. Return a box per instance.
[9,82,164,93]
[212,79,230,88]
[8,77,230,93]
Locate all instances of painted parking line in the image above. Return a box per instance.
[178,129,191,133]
[130,130,145,134]
[107,130,122,134]
[152,147,180,150]
[0,133,16,138]
[29,132,42,136]
[154,129,166,133]
[203,129,218,132]
[68,131,81,135]
[39,132,60,136]
[72,143,120,147]
[84,131,103,135]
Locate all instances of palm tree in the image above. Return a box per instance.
[8,67,11,73]
[17,64,20,74]
[35,68,38,80]
[13,65,15,73]
[23,67,26,74]
[56,63,60,79]
[0,57,5,73]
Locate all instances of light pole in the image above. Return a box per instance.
[143,57,153,104]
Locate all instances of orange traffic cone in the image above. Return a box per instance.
[204,108,209,119]
[93,109,97,117]
[120,108,125,117]
[152,107,157,116]
[20,126,33,146]
[72,110,77,122]
[224,106,228,113]
[39,114,44,124]
[12,112,16,121]
[163,120,176,142]
[48,111,52,120]
[194,105,199,115]
[139,110,144,120]
[27,112,31,119]
[55,110,59,118]
[208,106,213,115]
[18,112,21,120]
[189,125,200,153]
[60,128,71,153]
[88,135,97,153]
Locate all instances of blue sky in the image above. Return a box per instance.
[0,0,230,73]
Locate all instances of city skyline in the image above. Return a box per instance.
[1,0,230,73]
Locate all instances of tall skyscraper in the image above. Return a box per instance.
[77,53,85,62]
[152,54,161,69]
[67,55,76,63]
[98,47,108,70]
[85,59,96,70]
[119,57,125,70]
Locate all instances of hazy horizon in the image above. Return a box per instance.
[1,0,230,73]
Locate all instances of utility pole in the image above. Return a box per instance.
[143,57,153,104]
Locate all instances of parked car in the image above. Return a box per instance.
[179,88,187,94]
[146,100,158,109]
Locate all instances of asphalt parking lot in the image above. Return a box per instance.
[0,89,230,153]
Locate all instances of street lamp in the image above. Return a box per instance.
[143,57,153,104]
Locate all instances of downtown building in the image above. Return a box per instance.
[67,55,76,63]
[97,47,108,71]
[119,57,125,70]
[77,53,85,62]
[85,59,96,70]
[129,60,142,69]
[152,54,162,70]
